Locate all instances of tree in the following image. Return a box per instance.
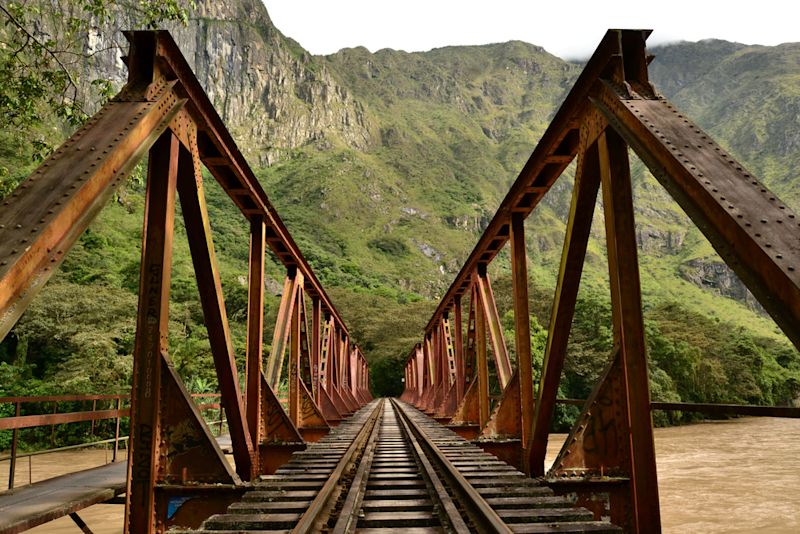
[0,0,195,193]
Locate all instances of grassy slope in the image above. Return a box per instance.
[1,35,797,399]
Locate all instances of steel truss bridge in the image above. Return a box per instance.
[0,29,798,534]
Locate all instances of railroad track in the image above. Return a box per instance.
[193,399,621,533]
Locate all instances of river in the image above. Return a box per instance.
[2,416,798,533]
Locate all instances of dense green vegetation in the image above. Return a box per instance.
[0,2,799,453]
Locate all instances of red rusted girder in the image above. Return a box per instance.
[599,127,660,531]
[0,29,369,532]
[529,137,601,476]
[509,213,533,458]
[0,86,183,342]
[401,27,799,533]
[592,74,800,348]
[126,130,180,534]
[245,217,265,448]
[177,142,255,479]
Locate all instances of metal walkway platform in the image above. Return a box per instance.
[0,462,126,534]
[0,435,232,534]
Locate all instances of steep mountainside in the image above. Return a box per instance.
[1,1,798,406]
[84,0,373,165]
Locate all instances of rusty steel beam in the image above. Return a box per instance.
[133,31,350,338]
[593,82,800,349]
[453,296,465,404]
[599,128,661,532]
[474,283,490,428]
[126,131,179,534]
[0,88,184,341]
[266,272,300,387]
[474,271,512,389]
[245,217,265,449]
[528,140,602,476]
[177,145,254,480]
[288,275,306,426]
[509,213,533,460]
[311,298,322,403]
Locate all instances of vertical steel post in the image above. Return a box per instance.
[599,129,661,532]
[453,296,464,405]
[510,213,534,463]
[475,276,490,428]
[246,216,265,450]
[8,401,19,489]
[125,131,179,534]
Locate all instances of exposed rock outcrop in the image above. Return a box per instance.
[82,0,373,165]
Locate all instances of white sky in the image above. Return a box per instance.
[264,0,798,60]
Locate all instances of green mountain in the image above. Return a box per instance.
[1,2,798,419]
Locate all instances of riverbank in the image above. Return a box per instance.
[3,416,797,533]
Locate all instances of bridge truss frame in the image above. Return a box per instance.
[401,29,800,532]
[0,31,372,533]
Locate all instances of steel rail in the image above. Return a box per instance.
[330,403,383,534]
[291,399,384,534]
[390,399,472,533]
[391,399,513,534]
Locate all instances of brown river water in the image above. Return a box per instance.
[2,416,798,533]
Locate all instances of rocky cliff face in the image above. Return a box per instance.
[72,3,799,311]
[85,0,373,165]
[679,260,764,312]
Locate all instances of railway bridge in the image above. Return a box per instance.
[0,29,798,533]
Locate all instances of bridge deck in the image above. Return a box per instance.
[0,462,126,534]
[0,436,233,534]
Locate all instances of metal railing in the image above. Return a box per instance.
[0,392,228,490]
